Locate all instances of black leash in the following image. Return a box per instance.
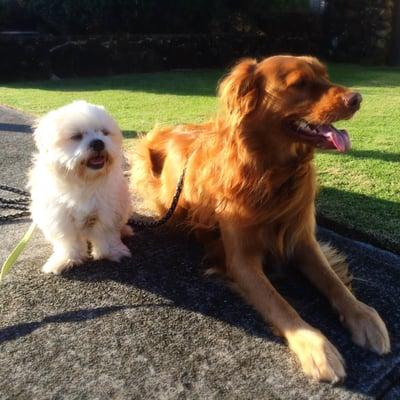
[128,163,187,228]
[0,163,188,227]
[0,185,31,224]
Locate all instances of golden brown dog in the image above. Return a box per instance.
[131,55,390,382]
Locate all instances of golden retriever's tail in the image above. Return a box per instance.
[129,131,164,215]
[320,242,352,288]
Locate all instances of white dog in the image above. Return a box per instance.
[28,100,133,274]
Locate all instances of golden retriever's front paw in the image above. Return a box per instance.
[341,301,390,355]
[287,328,346,383]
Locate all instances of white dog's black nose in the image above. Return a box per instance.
[89,139,105,152]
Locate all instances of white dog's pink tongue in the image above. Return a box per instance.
[320,125,351,153]
[90,157,104,165]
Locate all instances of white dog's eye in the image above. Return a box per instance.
[71,133,83,141]
[102,129,110,136]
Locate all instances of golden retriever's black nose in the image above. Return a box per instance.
[90,139,105,152]
[343,92,362,110]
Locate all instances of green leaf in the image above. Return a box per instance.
[0,223,36,281]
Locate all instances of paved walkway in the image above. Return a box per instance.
[0,105,400,399]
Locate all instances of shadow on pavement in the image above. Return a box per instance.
[51,225,400,397]
[0,304,175,344]
[0,122,32,133]
[61,227,301,343]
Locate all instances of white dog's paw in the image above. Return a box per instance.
[42,254,81,275]
[108,242,131,262]
[341,300,390,355]
[91,246,105,261]
[121,224,134,237]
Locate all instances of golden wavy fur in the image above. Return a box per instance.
[131,55,390,382]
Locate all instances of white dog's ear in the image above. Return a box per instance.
[32,117,53,153]
[33,126,47,153]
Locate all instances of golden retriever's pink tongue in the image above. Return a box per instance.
[320,125,351,153]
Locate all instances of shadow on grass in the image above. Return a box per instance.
[1,64,400,97]
[343,149,400,163]
[317,187,400,254]
[327,63,400,88]
[123,130,142,139]
[1,69,222,97]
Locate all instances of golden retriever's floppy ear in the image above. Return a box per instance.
[298,56,328,76]
[218,58,261,124]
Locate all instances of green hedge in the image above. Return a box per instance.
[0,0,310,35]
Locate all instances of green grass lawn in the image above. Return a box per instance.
[1,64,399,253]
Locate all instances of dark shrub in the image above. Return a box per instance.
[0,0,310,35]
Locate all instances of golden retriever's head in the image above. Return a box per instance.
[218,55,362,153]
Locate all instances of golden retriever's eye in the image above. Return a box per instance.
[292,78,307,89]
[102,129,110,136]
[71,133,83,141]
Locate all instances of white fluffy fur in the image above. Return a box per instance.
[28,100,133,274]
